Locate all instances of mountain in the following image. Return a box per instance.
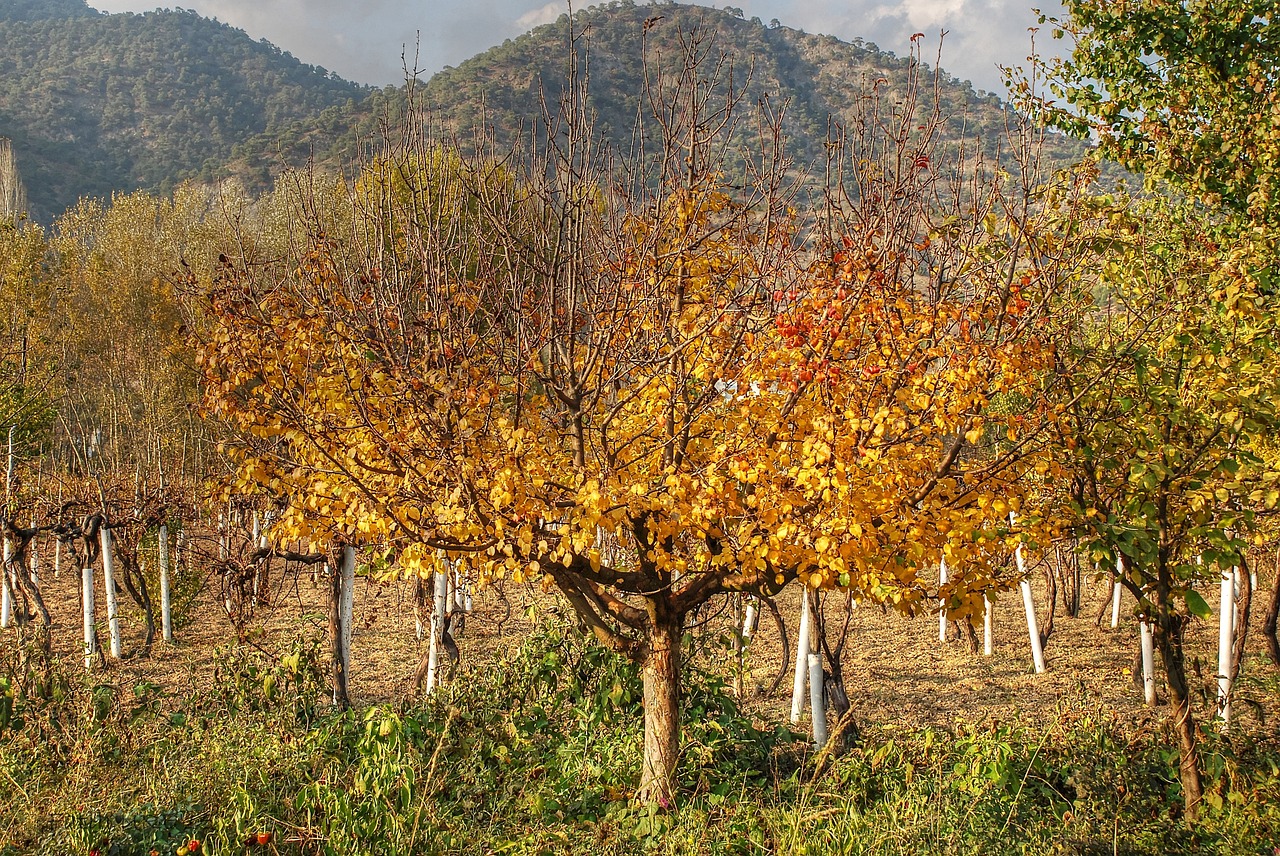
[0,0,96,22]
[225,2,1084,194]
[0,0,1084,222]
[0,0,370,220]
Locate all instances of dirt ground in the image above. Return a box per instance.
[12,532,1274,735]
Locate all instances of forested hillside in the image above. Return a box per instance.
[0,0,1085,222]
[3,1,1280,852]
[232,2,1086,189]
[0,0,369,220]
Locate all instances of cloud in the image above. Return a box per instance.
[516,0,568,30]
[731,0,1062,93]
[87,0,1066,94]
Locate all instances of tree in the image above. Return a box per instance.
[48,186,233,484]
[1036,0,1280,229]
[1047,194,1280,817]
[0,218,56,460]
[0,138,28,223]
[194,31,1080,805]
[1021,1,1280,817]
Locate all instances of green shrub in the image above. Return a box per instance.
[3,621,1280,855]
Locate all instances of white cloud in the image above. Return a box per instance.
[516,0,568,30]
[731,0,1062,92]
[87,0,1066,94]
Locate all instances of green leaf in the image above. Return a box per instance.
[1185,590,1211,620]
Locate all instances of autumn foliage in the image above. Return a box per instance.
[184,34,1112,802]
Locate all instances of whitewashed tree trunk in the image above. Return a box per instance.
[1232,567,1241,635]
[159,523,173,643]
[1019,578,1046,673]
[983,594,994,656]
[340,545,355,682]
[808,651,827,750]
[743,598,758,641]
[938,557,949,643]
[0,538,11,629]
[1111,556,1124,629]
[425,569,447,693]
[1010,514,1046,673]
[30,542,38,587]
[1,427,9,626]
[54,537,61,579]
[82,564,96,670]
[101,527,122,658]
[1140,619,1156,707]
[251,512,261,607]
[1218,567,1236,727]
[445,568,456,620]
[790,589,812,723]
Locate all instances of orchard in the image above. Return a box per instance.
[1,5,1279,853]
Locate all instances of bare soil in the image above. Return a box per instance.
[12,531,1274,736]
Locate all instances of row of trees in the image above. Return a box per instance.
[0,0,1275,819]
[185,16,1280,812]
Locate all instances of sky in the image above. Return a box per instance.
[87,0,1068,96]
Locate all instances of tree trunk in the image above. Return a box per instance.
[637,607,681,808]
[117,553,155,655]
[790,590,811,721]
[732,596,744,698]
[1154,612,1202,818]
[1264,547,1280,667]
[1231,558,1252,685]
[762,595,791,695]
[1040,566,1057,649]
[412,575,427,641]
[327,561,348,708]
[159,524,173,643]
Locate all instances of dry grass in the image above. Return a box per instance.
[17,531,1270,735]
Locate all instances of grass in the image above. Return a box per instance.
[2,622,1279,855]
